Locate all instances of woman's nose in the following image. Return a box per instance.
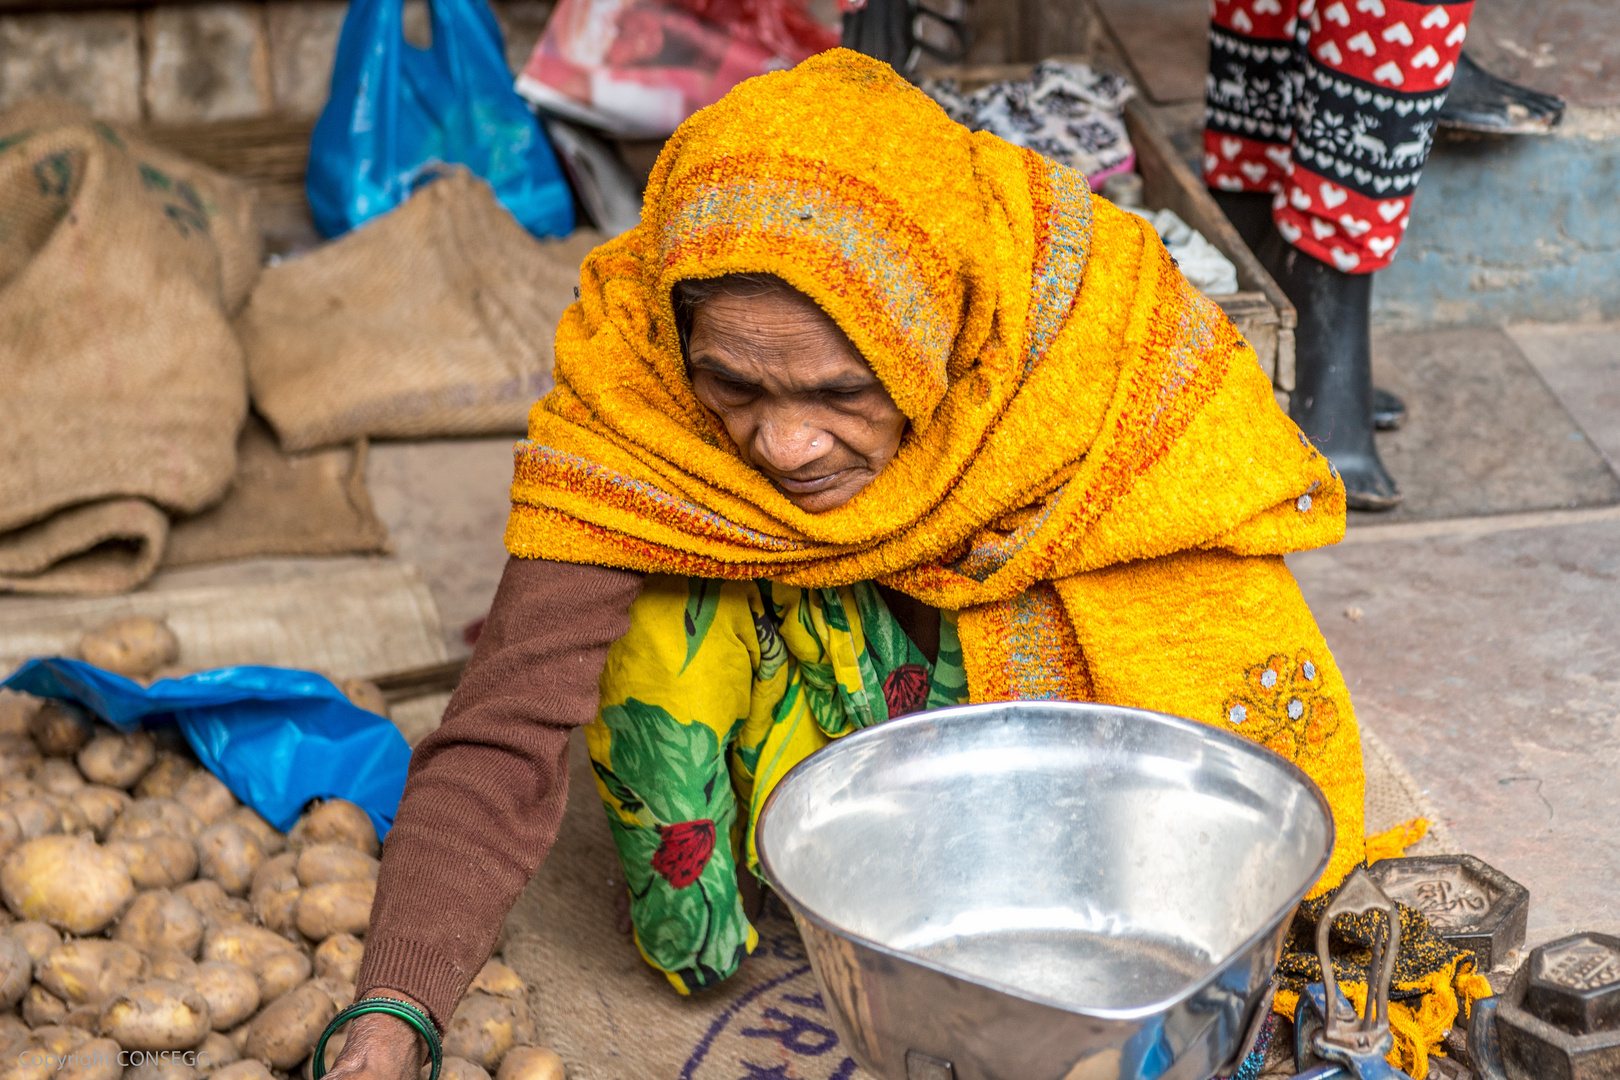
[753,413,829,474]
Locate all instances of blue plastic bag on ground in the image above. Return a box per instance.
[2,659,412,840]
[307,0,575,239]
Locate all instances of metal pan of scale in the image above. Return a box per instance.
[755,700,1336,1080]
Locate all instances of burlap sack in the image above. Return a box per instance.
[0,99,259,595]
[240,170,604,452]
[162,415,390,569]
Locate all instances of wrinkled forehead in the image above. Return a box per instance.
[655,153,962,421]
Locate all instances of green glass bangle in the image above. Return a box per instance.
[312,997,443,1080]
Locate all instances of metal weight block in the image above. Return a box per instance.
[1366,855,1529,971]
[1493,933,1620,1080]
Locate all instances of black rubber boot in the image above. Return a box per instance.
[1213,189,1409,437]
[1373,387,1407,431]
[1211,190,1278,259]
[1264,238,1402,511]
[1438,52,1565,135]
[841,0,914,74]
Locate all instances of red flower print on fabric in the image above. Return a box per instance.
[882,663,930,718]
[651,820,716,888]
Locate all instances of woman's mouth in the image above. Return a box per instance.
[772,470,851,494]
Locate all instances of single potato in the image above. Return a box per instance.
[0,692,38,739]
[468,960,523,1000]
[110,798,203,841]
[1,835,135,934]
[295,844,379,888]
[201,921,300,970]
[312,934,362,984]
[56,1036,123,1080]
[311,975,354,1010]
[28,704,95,757]
[209,1061,271,1080]
[0,776,40,801]
[78,617,180,680]
[31,760,85,797]
[175,773,237,827]
[76,731,157,790]
[0,931,31,1008]
[146,947,200,983]
[195,1030,240,1073]
[303,1030,344,1080]
[0,739,42,780]
[36,939,147,1005]
[223,808,284,857]
[494,1048,565,1080]
[443,993,535,1071]
[51,797,90,837]
[338,679,388,718]
[248,853,300,938]
[107,835,200,890]
[436,1057,491,1080]
[21,984,67,1028]
[99,979,211,1050]
[197,824,265,896]
[6,798,63,841]
[69,786,132,840]
[0,1012,29,1048]
[254,950,312,1003]
[123,1059,196,1080]
[187,961,259,1031]
[114,889,205,956]
[134,755,196,801]
[176,880,232,917]
[0,810,21,862]
[11,919,60,961]
[288,801,377,858]
[242,981,335,1069]
[294,881,375,940]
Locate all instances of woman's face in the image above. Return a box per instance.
[687,288,907,513]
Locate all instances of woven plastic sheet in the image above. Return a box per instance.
[3,658,410,839]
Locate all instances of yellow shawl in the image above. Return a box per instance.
[506,49,1497,1074]
[508,46,1360,880]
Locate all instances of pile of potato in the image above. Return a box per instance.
[0,618,563,1080]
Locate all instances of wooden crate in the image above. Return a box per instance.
[923,60,1298,392]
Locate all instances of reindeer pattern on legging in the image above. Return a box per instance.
[1203,0,1475,273]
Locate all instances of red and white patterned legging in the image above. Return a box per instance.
[1204,0,1474,273]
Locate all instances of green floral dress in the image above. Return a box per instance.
[586,574,968,993]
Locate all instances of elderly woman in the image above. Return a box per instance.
[332,50,1482,1080]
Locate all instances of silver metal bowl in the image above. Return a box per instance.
[756,701,1335,1080]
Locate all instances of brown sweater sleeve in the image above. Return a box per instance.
[356,556,644,1029]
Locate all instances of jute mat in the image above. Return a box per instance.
[161,415,390,570]
[502,723,1460,1080]
[0,556,450,743]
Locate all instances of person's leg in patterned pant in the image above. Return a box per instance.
[1204,0,1475,511]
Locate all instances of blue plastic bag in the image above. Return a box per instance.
[307,0,575,239]
[2,659,412,841]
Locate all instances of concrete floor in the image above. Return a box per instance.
[364,324,1620,952]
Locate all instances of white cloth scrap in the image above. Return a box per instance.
[924,61,1136,181]
[1125,207,1240,296]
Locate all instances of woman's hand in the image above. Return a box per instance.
[321,997,429,1080]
